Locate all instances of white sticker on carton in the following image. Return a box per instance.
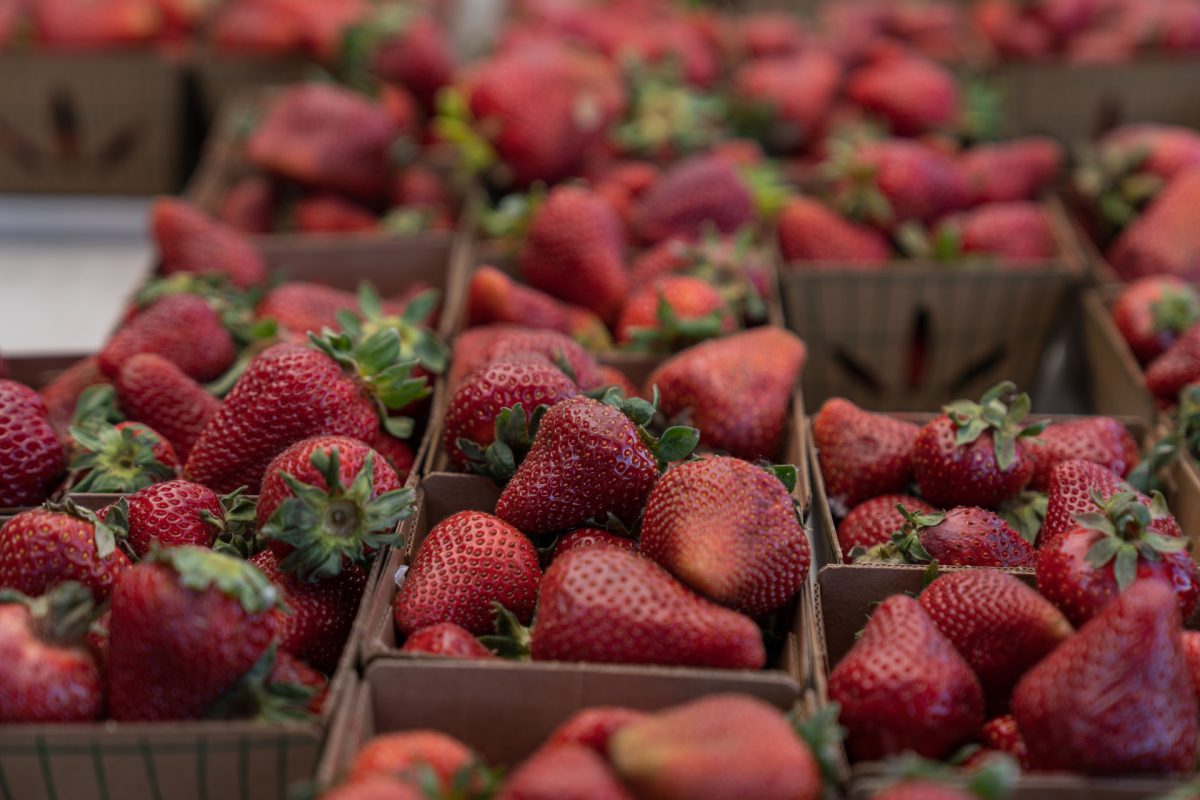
[394,565,409,588]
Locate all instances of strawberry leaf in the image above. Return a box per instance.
[655,426,700,463]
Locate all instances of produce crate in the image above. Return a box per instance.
[192,46,313,123]
[1080,287,1158,424]
[0,51,184,194]
[778,199,1085,411]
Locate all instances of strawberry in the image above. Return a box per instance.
[467,266,610,349]
[348,730,477,786]
[979,715,1030,770]
[1108,169,1200,282]
[732,51,842,153]
[365,430,416,481]
[912,382,1044,508]
[369,15,455,111]
[1036,490,1198,626]
[321,777,426,800]
[499,745,632,800]
[518,186,630,325]
[268,650,328,716]
[960,137,1062,205]
[0,502,129,601]
[100,479,247,558]
[1041,459,1180,545]
[847,54,959,137]
[39,357,107,437]
[838,494,933,554]
[185,332,429,494]
[115,352,219,461]
[98,294,236,383]
[776,197,891,265]
[1095,124,1200,191]
[866,505,1034,568]
[813,399,920,510]
[545,707,646,756]
[919,570,1072,711]
[108,546,278,720]
[1024,417,1138,491]
[293,193,379,233]
[1146,322,1200,401]
[33,0,161,49]
[528,545,765,668]
[400,622,496,660]
[640,456,809,616]
[937,202,1057,262]
[649,327,805,460]
[615,276,735,351]
[552,528,637,560]
[495,395,698,536]
[0,582,103,722]
[257,282,396,339]
[1012,580,1198,774]
[827,138,967,230]
[68,419,178,493]
[449,326,605,391]
[634,154,754,244]
[1111,277,1200,364]
[218,176,277,235]
[1183,630,1200,696]
[444,354,579,473]
[594,367,640,399]
[391,165,454,216]
[737,12,807,58]
[829,594,983,761]
[394,511,541,636]
[152,197,267,289]
[247,84,399,201]
[0,379,65,506]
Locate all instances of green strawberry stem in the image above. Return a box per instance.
[334,282,450,375]
[1152,287,1200,336]
[150,545,281,614]
[997,491,1049,547]
[622,294,732,354]
[854,504,945,564]
[205,643,318,724]
[337,3,412,96]
[261,448,414,582]
[942,381,1047,472]
[71,384,123,430]
[458,402,549,487]
[1076,490,1188,592]
[600,386,699,467]
[68,422,176,493]
[790,703,846,790]
[135,273,272,348]
[432,87,499,184]
[477,602,533,660]
[879,752,1018,800]
[0,581,97,645]
[480,187,545,241]
[1128,384,1200,494]
[42,497,120,559]
[204,488,263,559]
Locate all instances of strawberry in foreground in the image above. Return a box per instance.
[497,744,631,800]
[813,398,920,511]
[108,546,280,721]
[1012,579,1198,775]
[0,582,103,722]
[0,502,129,602]
[348,730,478,787]
[0,379,65,507]
[152,197,267,289]
[400,623,496,660]
[860,505,1034,568]
[544,707,646,756]
[1041,459,1181,545]
[115,352,220,461]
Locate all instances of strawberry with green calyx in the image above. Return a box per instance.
[204,642,324,724]
[839,495,935,554]
[456,402,551,487]
[499,743,633,800]
[859,504,1034,568]
[401,622,497,660]
[913,382,1047,508]
[996,491,1049,546]
[68,420,179,493]
[102,481,258,559]
[614,62,729,161]
[132,272,272,349]
[334,282,449,377]
[0,500,129,601]
[615,276,737,353]
[867,753,1018,800]
[1112,277,1200,365]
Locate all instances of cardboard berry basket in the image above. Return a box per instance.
[192,44,314,123]
[1079,287,1159,425]
[0,50,185,194]
[778,198,1085,412]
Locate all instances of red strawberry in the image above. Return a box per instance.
[98,294,236,382]
[115,353,219,461]
[1183,631,1200,696]
[257,282,374,339]
[69,420,178,493]
[847,55,959,136]
[870,505,1034,568]
[870,781,976,800]
[1012,580,1198,774]
[649,327,806,460]
[813,399,920,510]
[640,456,809,616]
[364,429,416,481]
[919,570,1072,711]
[391,165,453,216]
[322,777,426,799]
[293,193,378,233]
[838,494,933,554]
[370,15,455,110]
[551,528,637,559]
[400,622,496,660]
[960,137,1062,205]
[980,715,1030,770]
[152,197,267,289]
[912,382,1043,508]
[732,51,842,153]
[615,276,735,350]
[218,176,276,235]
[468,266,610,349]
[594,367,639,399]
[0,582,103,722]
[100,479,232,557]
[829,138,967,229]
[828,594,984,761]
[529,545,765,668]
[777,197,891,265]
[939,202,1057,262]
[0,379,65,506]
[499,744,632,800]
[246,84,399,201]
[737,12,807,57]
[1036,491,1199,626]
[1108,169,1200,282]
[268,650,328,716]
[545,707,646,756]
[0,504,130,601]
[39,357,106,437]
[518,186,630,325]
[349,731,477,786]
[1146,322,1200,401]
[1096,124,1200,188]
[1041,459,1180,546]
[449,326,605,391]
[1111,276,1200,364]
[394,511,541,636]
[634,154,753,244]
[1025,417,1138,491]
[107,547,278,720]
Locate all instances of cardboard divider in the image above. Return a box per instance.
[1080,287,1157,424]
[778,198,1085,412]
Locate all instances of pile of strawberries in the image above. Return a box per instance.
[0,0,207,50]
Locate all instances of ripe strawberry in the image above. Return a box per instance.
[1183,631,1200,696]
[938,202,1057,262]
[777,197,891,265]
[737,12,807,57]
[495,395,697,536]
[615,276,735,351]
[634,154,754,244]
[847,54,959,136]
[400,622,495,660]
[649,327,805,460]
[268,650,328,717]
[255,282,420,342]
[364,429,416,481]
[529,545,765,668]
[640,456,809,616]
[185,333,428,494]
[1146,322,1200,401]
[468,266,610,348]
[813,399,920,509]
[32,0,161,49]
[1041,459,1180,545]
[829,594,984,760]
[115,353,219,461]
[960,137,1062,205]
[246,84,399,201]
[1108,169,1200,282]
[1090,125,1200,219]
[545,707,646,756]
[1025,417,1138,491]
[391,165,453,216]
[348,730,477,786]
[321,777,425,800]
[912,382,1044,508]
[0,380,65,506]
[919,570,1072,711]
[499,744,631,800]
[838,494,933,554]
[218,176,276,235]
[108,546,278,720]
[449,326,605,391]
[39,357,106,437]
[1111,276,1200,364]
[551,528,637,560]
[370,15,455,110]
[518,186,629,325]
[732,51,841,153]
[869,505,1034,568]
[152,197,267,289]
[828,138,967,229]
[0,504,129,601]
[394,511,541,636]
[293,193,378,233]
[1036,491,1199,626]
[100,479,237,558]
[69,419,178,493]
[980,715,1030,769]
[594,367,639,399]
[1012,580,1198,774]
[0,582,103,722]
[98,294,236,383]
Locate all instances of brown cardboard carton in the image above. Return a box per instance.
[1080,287,1157,424]
[0,51,183,194]
[192,46,313,122]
